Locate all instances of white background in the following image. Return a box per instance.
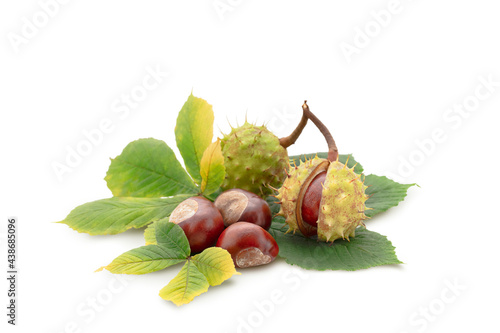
[1,1,499,332]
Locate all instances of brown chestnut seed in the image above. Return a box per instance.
[170,196,225,254]
[216,222,279,268]
[301,171,327,227]
[214,189,272,230]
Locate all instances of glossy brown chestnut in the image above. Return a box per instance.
[169,196,225,254]
[301,171,326,227]
[216,222,279,268]
[214,189,272,230]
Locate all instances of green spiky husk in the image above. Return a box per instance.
[277,157,369,242]
[221,122,288,197]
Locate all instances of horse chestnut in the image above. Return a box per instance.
[169,196,225,254]
[301,171,326,227]
[216,222,279,268]
[277,102,370,242]
[214,189,272,230]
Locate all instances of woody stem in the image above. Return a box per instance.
[302,101,338,162]
[279,108,308,149]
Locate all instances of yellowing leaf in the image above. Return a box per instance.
[199,139,225,195]
[159,247,240,306]
[159,260,209,306]
[192,247,240,286]
[95,245,186,274]
[175,94,214,185]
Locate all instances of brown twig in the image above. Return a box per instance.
[302,101,338,161]
[279,108,308,149]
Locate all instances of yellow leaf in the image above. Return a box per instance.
[199,139,225,195]
[192,247,240,286]
[175,94,214,184]
[159,260,209,306]
[159,248,240,306]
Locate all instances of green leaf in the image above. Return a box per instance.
[289,152,364,174]
[159,260,210,306]
[269,221,402,271]
[105,138,198,197]
[58,195,191,235]
[96,222,190,274]
[191,248,240,286]
[175,94,214,185]
[154,220,190,258]
[364,175,416,217]
[199,140,225,196]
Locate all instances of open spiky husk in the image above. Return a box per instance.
[277,155,370,242]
